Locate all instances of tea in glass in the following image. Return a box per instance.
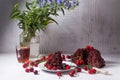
[16,45,30,63]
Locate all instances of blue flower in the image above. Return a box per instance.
[37,0,79,10]
[47,0,51,4]
[42,0,46,5]
[66,3,72,9]
[59,0,64,3]
[56,0,61,6]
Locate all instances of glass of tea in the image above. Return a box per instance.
[16,45,30,63]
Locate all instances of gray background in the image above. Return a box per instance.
[0,0,120,55]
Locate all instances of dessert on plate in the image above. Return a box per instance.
[44,51,64,70]
[71,46,105,68]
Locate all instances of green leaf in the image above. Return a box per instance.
[47,17,58,25]
[10,4,20,18]
[26,2,31,10]
[10,11,20,19]
[61,8,65,15]
[32,0,37,8]
[14,3,19,10]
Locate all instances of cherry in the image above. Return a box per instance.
[76,60,84,65]
[34,70,38,75]
[90,46,94,50]
[34,63,38,67]
[25,68,30,73]
[91,69,96,74]
[35,59,41,63]
[47,65,52,70]
[56,72,62,76]
[88,69,93,74]
[79,60,84,65]
[77,68,81,72]
[47,54,52,60]
[86,45,94,50]
[29,67,34,72]
[83,66,88,71]
[76,60,80,65]
[66,55,71,59]
[23,62,29,68]
[44,63,47,67]
[88,69,96,74]
[69,72,74,77]
[62,55,65,60]
[42,56,46,61]
[52,66,57,70]
[30,61,35,66]
[65,65,71,70]
[71,70,76,74]
[46,56,51,60]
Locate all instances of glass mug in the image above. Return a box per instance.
[16,45,30,63]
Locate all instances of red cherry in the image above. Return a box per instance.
[46,57,51,60]
[69,72,74,77]
[71,70,76,74]
[62,55,65,60]
[34,63,38,67]
[23,63,29,68]
[86,45,94,50]
[44,63,47,67]
[88,69,96,74]
[83,66,88,71]
[47,54,52,60]
[25,68,30,73]
[47,65,52,70]
[86,45,91,50]
[34,70,38,75]
[46,58,49,60]
[52,66,57,70]
[66,65,71,70]
[66,55,71,59]
[56,72,62,76]
[77,68,81,72]
[79,60,84,65]
[90,46,94,50]
[42,56,46,61]
[76,60,80,65]
[88,69,94,74]
[91,69,96,74]
[29,67,34,72]
[30,61,35,66]
[35,59,41,63]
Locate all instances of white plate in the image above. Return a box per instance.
[38,61,76,72]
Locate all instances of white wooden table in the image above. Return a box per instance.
[0,53,120,80]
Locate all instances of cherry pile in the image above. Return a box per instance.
[22,56,47,75]
[22,53,97,77]
[23,60,39,75]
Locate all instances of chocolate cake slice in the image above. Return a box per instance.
[45,51,63,69]
[71,47,105,68]
[71,48,87,63]
[87,49,105,68]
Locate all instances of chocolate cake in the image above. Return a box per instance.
[71,46,105,68]
[87,49,105,68]
[45,51,63,69]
